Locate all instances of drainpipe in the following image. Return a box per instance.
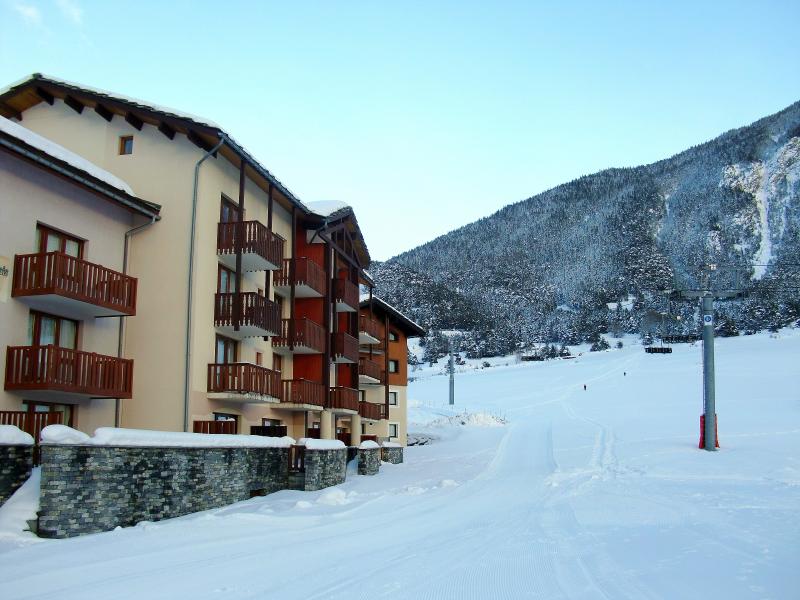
[116,214,158,427]
[183,135,227,432]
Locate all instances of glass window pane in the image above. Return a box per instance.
[34,404,50,413]
[216,339,226,363]
[27,314,35,345]
[46,233,62,253]
[59,319,77,349]
[64,239,80,258]
[39,316,56,345]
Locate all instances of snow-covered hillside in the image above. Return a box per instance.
[1,331,798,599]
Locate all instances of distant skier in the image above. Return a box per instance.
[624,371,626,377]
[583,384,587,391]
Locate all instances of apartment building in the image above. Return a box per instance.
[0,114,160,437]
[0,74,421,444]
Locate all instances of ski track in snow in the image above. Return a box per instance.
[0,334,798,598]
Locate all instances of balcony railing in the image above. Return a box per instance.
[214,292,280,338]
[358,357,384,383]
[5,345,133,399]
[274,258,326,298]
[336,432,352,446]
[359,401,386,421]
[12,252,137,318]
[332,331,359,363]
[217,221,284,271]
[273,318,326,354]
[359,315,383,343]
[329,386,359,412]
[207,362,282,400]
[282,379,326,407]
[193,420,236,435]
[0,410,62,442]
[333,278,358,312]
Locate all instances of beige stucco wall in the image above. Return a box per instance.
[16,100,300,434]
[360,384,408,446]
[0,148,139,433]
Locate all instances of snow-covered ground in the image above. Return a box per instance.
[1,331,798,599]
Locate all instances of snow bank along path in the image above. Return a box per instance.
[0,332,798,599]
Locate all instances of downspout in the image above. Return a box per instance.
[183,135,227,432]
[115,214,158,427]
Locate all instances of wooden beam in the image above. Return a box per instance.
[94,103,114,122]
[64,95,84,114]
[157,122,175,140]
[125,113,143,131]
[187,130,216,154]
[0,103,22,121]
[35,87,54,105]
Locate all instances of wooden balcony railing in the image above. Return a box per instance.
[359,315,383,341]
[5,345,133,398]
[13,252,137,316]
[329,386,359,412]
[359,401,386,421]
[217,221,285,270]
[336,432,352,446]
[334,278,359,311]
[207,362,282,399]
[305,428,321,439]
[0,410,62,441]
[214,292,280,336]
[361,434,378,443]
[250,425,288,437]
[358,357,384,383]
[275,258,326,296]
[193,420,236,435]
[282,379,326,407]
[332,331,359,363]
[273,318,326,352]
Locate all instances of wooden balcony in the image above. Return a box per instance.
[333,278,358,312]
[207,362,281,403]
[359,401,386,421]
[193,420,236,435]
[273,258,326,298]
[12,252,137,319]
[214,292,280,339]
[328,386,359,413]
[358,357,384,385]
[0,410,62,442]
[272,318,326,355]
[281,379,326,409]
[250,425,288,437]
[217,221,284,272]
[358,315,383,345]
[5,345,133,400]
[332,331,358,364]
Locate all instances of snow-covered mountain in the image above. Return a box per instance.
[373,101,800,358]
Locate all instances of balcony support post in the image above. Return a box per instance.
[323,241,332,409]
[289,206,297,350]
[266,184,273,299]
[320,409,334,440]
[351,412,362,446]
[234,159,246,332]
[384,313,390,417]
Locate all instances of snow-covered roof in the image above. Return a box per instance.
[0,115,135,196]
[305,200,351,218]
[360,295,426,337]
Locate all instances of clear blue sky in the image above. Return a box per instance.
[2,1,799,260]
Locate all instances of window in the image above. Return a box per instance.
[389,330,398,342]
[361,424,366,434]
[255,351,263,366]
[389,359,399,373]
[28,311,78,349]
[217,265,237,293]
[215,335,237,364]
[36,224,83,258]
[272,354,282,372]
[389,423,399,438]
[119,135,133,155]
[21,401,75,428]
[262,418,282,427]
[257,287,264,297]
[389,391,398,405]
[359,390,366,402]
[220,197,241,223]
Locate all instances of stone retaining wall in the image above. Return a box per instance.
[381,446,404,464]
[38,444,289,539]
[0,445,33,505]
[358,447,381,475]
[304,448,347,491]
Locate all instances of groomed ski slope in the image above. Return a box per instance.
[1,332,798,599]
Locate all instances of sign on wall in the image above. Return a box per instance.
[0,256,11,302]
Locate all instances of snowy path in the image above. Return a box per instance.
[1,333,798,599]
